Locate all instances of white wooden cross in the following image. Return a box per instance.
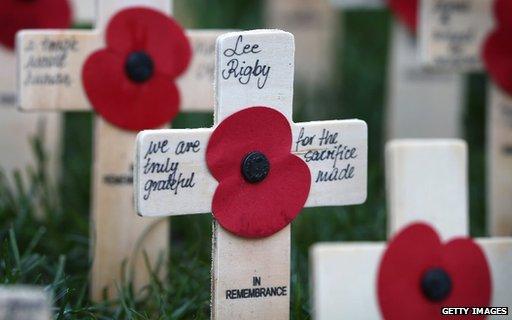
[264,0,339,89]
[417,1,512,236]
[16,0,227,301]
[0,286,52,320]
[311,140,512,319]
[328,0,464,140]
[135,29,368,319]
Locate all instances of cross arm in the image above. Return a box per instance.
[293,119,367,207]
[17,29,226,112]
[310,239,512,319]
[17,29,100,111]
[135,118,367,217]
[135,127,216,217]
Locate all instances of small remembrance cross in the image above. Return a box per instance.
[135,30,367,319]
[311,140,512,319]
[418,0,512,237]
[17,0,226,300]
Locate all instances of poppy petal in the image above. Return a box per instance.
[483,0,512,96]
[82,49,179,131]
[206,107,293,181]
[211,154,310,238]
[443,239,491,310]
[378,224,442,319]
[206,107,311,238]
[378,223,491,320]
[0,0,71,49]
[387,0,418,33]
[494,0,512,30]
[105,7,191,78]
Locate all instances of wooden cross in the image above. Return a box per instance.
[16,0,227,300]
[264,0,339,88]
[311,140,512,319]
[417,1,512,236]
[328,0,464,140]
[418,0,495,71]
[135,29,368,319]
[0,286,52,320]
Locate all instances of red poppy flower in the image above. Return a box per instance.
[378,223,491,320]
[483,0,512,96]
[206,107,311,239]
[493,0,512,31]
[0,0,71,50]
[387,0,418,33]
[82,7,191,131]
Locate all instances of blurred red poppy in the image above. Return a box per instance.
[483,0,512,96]
[387,0,418,33]
[206,107,311,238]
[82,7,191,131]
[0,0,72,50]
[378,223,491,320]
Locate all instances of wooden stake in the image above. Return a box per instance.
[90,118,169,300]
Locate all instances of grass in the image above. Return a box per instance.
[0,2,488,319]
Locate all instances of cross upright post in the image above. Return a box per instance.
[17,0,226,300]
[135,29,368,319]
[264,0,338,89]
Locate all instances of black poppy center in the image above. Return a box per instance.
[125,51,154,83]
[241,151,270,184]
[421,267,453,302]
